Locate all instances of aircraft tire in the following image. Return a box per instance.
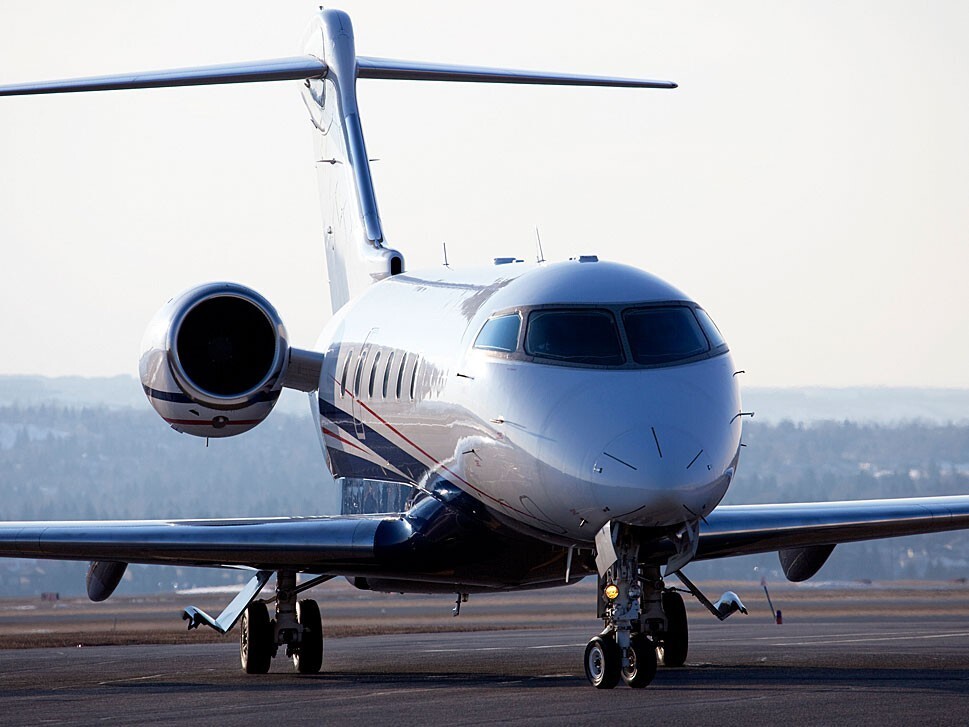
[622,633,657,688]
[584,635,621,689]
[657,591,688,667]
[293,598,323,674]
[240,602,273,674]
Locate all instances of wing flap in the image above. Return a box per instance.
[698,495,969,560]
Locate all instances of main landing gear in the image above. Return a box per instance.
[239,571,325,674]
[182,569,329,675]
[584,535,690,689]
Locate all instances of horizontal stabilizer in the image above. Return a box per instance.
[356,56,676,88]
[0,55,676,98]
[0,56,327,96]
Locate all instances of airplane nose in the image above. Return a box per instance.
[533,363,739,534]
[590,423,726,526]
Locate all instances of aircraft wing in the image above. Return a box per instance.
[696,494,969,560]
[5,495,969,584]
[0,515,392,571]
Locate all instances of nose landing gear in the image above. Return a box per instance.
[584,531,690,688]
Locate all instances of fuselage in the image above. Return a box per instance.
[315,259,742,544]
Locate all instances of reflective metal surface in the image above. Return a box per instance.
[355,56,676,88]
[698,495,969,559]
[0,56,327,96]
[0,516,383,569]
[139,282,290,437]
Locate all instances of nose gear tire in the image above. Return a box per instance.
[584,635,621,689]
[622,633,657,688]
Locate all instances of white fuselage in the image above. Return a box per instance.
[315,259,742,544]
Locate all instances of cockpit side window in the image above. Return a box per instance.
[622,306,709,365]
[694,307,726,348]
[473,313,521,353]
[525,309,624,366]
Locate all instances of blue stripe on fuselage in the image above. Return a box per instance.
[318,395,430,483]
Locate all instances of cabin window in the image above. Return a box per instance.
[353,349,367,396]
[473,313,521,353]
[695,307,726,348]
[396,353,407,399]
[524,309,624,366]
[409,358,419,400]
[340,349,353,397]
[622,306,709,365]
[368,351,381,398]
[382,351,395,398]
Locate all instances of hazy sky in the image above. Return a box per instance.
[1,1,968,387]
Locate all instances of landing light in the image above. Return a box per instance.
[604,584,620,601]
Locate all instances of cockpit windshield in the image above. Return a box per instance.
[622,306,710,365]
[474,303,727,368]
[524,309,624,365]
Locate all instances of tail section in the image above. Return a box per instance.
[300,10,403,313]
[0,9,676,313]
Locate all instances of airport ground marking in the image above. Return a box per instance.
[772,631,969,647]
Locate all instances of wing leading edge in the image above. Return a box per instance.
[5,494,969,574]
[0,515,388,571]
[697,494,969,561]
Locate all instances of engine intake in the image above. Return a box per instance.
[172,292,282,402]
[140,282,318,438]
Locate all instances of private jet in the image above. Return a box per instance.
[2,9,969,689]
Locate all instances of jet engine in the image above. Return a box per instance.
[139,282,321,438]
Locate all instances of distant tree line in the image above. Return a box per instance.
[0,404,337,595]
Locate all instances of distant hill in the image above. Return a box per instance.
[743,387,969,424]
[0,375,144,409]
[1,375,968,424]
[0,375,313,415]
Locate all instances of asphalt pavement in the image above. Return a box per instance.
[2,616,969,725]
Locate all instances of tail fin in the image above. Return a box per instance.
[300,10,404,313]
[0,8,675,313]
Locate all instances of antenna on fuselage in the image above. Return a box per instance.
[442,242,450,268]
[535,227,546,264]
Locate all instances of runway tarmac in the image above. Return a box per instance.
[3,615,969,725]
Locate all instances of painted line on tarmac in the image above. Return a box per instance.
[98,673,164,685]
[754,630,937,642]
[772,631,969,647]
[712,629,953,644]
[423,643,583,654]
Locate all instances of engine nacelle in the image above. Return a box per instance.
[139,282,291,438]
